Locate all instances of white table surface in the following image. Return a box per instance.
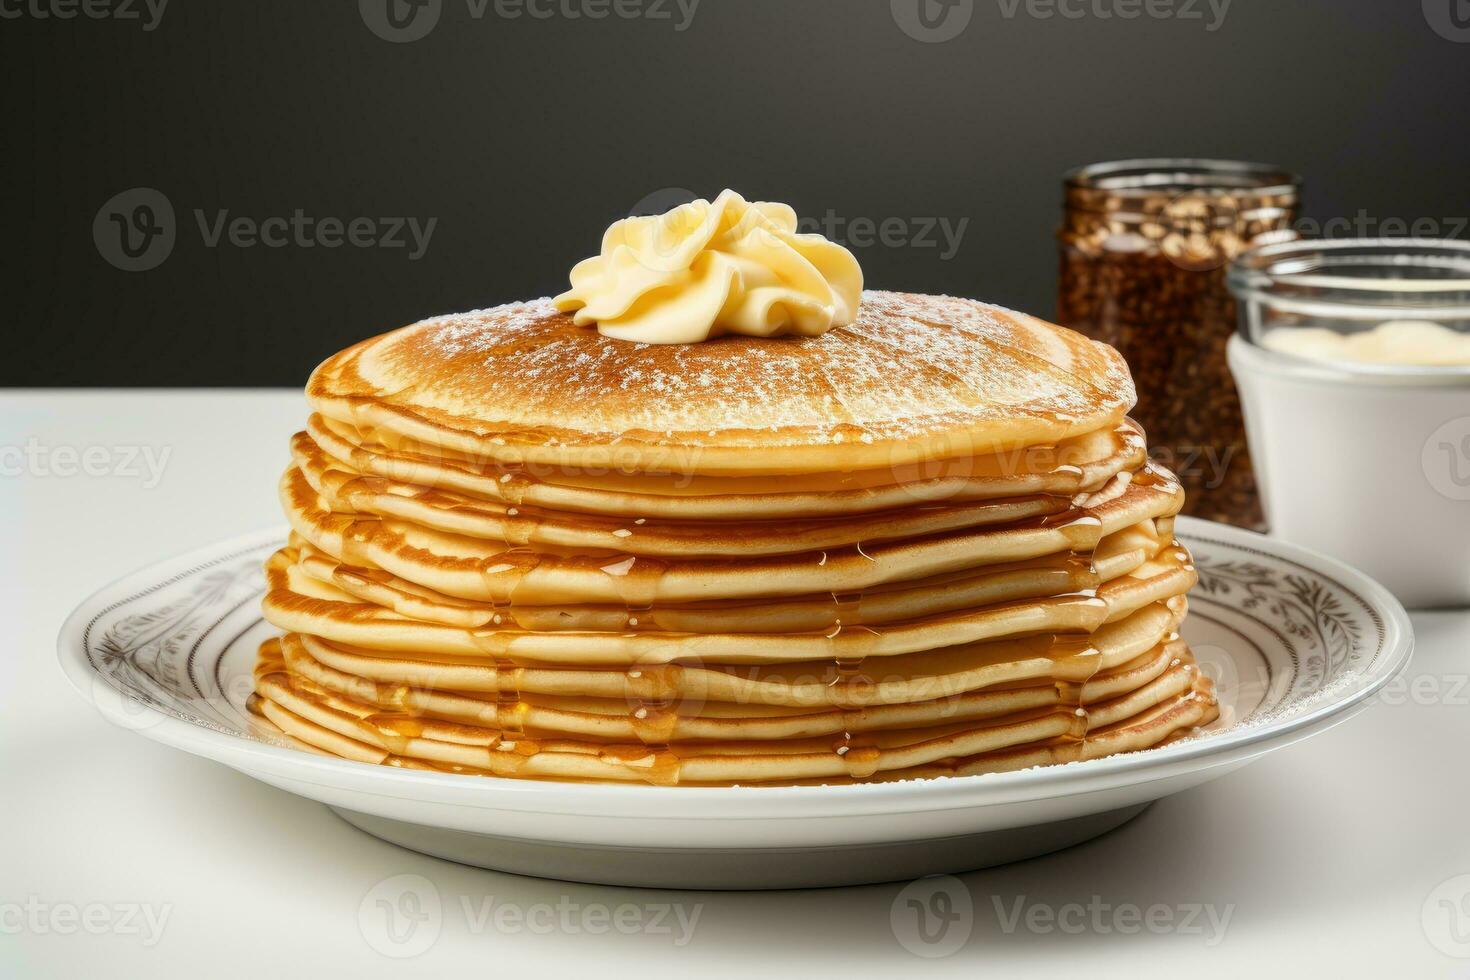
[4,390,1468,979]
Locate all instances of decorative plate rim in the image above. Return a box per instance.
[57,517,1414,817]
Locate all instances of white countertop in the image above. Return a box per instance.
[5,390,1467,978]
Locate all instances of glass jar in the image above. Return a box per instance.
[1058,159,1301,529]
[1230,238,1470,360]
[1226,238,1470,606]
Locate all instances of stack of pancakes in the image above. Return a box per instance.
[252,290,1218,785]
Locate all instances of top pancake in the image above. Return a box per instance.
[308,290,1136,475]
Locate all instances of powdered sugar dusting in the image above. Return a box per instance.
[421,297,561,358]
[348,290,1134,446]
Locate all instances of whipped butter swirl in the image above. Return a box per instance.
[553,189,863,344]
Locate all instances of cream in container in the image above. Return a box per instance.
[1227,238,1470,607]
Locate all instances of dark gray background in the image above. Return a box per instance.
[5,0,1467,386]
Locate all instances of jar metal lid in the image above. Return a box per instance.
[1064,158,1301,199]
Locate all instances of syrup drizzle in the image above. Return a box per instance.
[283,421,1172,785]
[1035,484,1106,759]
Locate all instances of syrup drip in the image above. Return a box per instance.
[1131,464,1182,495]
[488,463,530,506]
[625,603,653,631]
[337,516,384,568]
[601,552,681,776]
[286,426,1161,786]
[832,732,883,779]
[363,711,427,756]
[598,553,670,610]
[598,744,682,786]
[621,663,685,761]
[345,402,408,454]
[487,736,543,777]
[825,590,870,688]
[471,548,549,739]
[1035,487,1106,760]
[628,698,679,745]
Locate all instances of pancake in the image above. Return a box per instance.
[251,680,1218,785]
[306,291,1135,475]
[293,427,1083,557]
[268,630,1194,742]
[281,520,1171,632]
[256,285,1217,786]
[277,599,1185,709]
[278,458,1183,606]
[251,657,1211,785]
[784,682,1218,784]
[305,412,1150,520]
[260,541,1195,666]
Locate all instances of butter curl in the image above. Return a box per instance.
[554,189,863,344]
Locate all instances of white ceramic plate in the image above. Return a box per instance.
[58,517,1412,889]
